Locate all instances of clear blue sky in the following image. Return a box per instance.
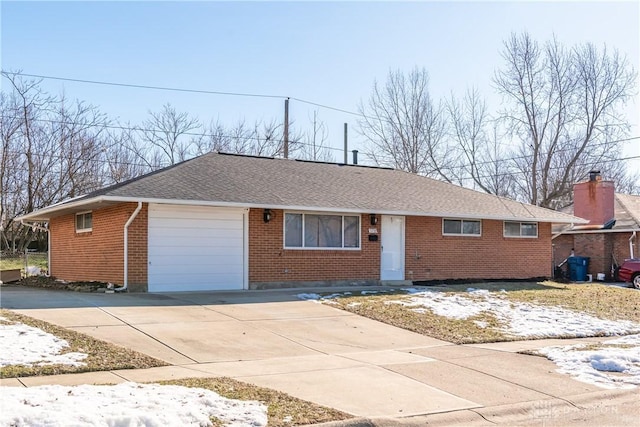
[1,1,639,168]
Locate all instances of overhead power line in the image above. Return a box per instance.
[1,71,284,100]
[1,70,368,119]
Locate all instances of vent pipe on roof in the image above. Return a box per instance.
[352,149,358,165]
[343,123,348,164]
[589,170,601,182]
[284,98,290,159]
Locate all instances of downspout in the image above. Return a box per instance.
[120,202,143,292]
[630,231,637,259]
[20,220,50,277]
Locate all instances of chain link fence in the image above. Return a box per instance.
[0,251,49,280]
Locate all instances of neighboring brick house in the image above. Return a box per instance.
[18,152,583,292]
[553,172,640,280]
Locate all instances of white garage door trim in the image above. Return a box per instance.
[147,203,248,292]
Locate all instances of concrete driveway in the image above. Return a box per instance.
[1,286,637,425]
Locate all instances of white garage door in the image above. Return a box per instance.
[148,204,246,292]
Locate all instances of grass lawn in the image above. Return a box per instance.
[0,253,48,274]
[326,281,640,344]
[160,378,351,427]
[0,309,168,378]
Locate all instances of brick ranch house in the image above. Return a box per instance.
[553,171,640,280]
[18,152,584,292]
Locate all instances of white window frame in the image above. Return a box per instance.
[283,211,361,250]
[75,211,93,233]
[503,221,538,238]
[442,218,482,237]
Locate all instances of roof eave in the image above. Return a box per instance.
[17,195,588,225]
[16,196,108,222]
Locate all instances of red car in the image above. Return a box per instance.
[617,259,640,289]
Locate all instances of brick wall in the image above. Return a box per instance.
[552,234,575,266]
[249,209,553,284]
[405,217,552,280]
[49,203,148,287]
[51,204,557,289]
[572,233,610,277]
[248,209,380,283]
[552,231,639,279]
[613,232,639,263]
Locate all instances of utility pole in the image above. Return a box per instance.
[343,123,348,164]
[284,98,289,159]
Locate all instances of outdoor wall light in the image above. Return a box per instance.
[370,214,378,225]
[264,209,272,223]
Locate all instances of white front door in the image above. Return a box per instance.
[380,215,405,280]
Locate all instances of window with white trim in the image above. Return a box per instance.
[442,219,481,236]
[504,221,538,238]
[284,213,360,249]
[75,211,93,232]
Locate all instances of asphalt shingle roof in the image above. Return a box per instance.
[23,153,583,223]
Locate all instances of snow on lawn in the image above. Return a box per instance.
[539,334,640,389]
[394,288,640,339]
[298,289,640,389]
[0,315,267,426]
[0,316,87,367]
[0,382,267,427]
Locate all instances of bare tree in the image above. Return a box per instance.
[102,126,149,183]
[195,117,303,158]
[358,67,451,179]
[494,32,636,207]
[0,73,110,251]
[297,111,334,162]
[138,103,201,167]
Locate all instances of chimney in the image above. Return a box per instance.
[573,170,615,226]
[352,149,358,165]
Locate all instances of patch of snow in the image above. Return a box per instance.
[0,318,87,367]
[0,382,268,426]
[297,293,322,300]
[25,266,41,275]
[605,334,640,346]
[388,289,640,339]
[297,292,344,301]
[539,335,640,389]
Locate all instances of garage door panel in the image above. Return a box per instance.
[150,273,244,289]
[147,204,246,292]
[148,226,243,236]
[150,258,244,271]
[149,208,243,221]
[149,218,242,232]
[149,233,244,249]
[150,247,242,265]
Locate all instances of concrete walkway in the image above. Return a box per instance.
[1,286,637,425]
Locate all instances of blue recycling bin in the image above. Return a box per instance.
[567,256,590,281]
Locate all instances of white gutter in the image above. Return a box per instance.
[99,195,585,224]
[120,202,143,292]
[630,231,637,259]
[17,194,586,225]
[555,228,640,236]
[20,220,50,277]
